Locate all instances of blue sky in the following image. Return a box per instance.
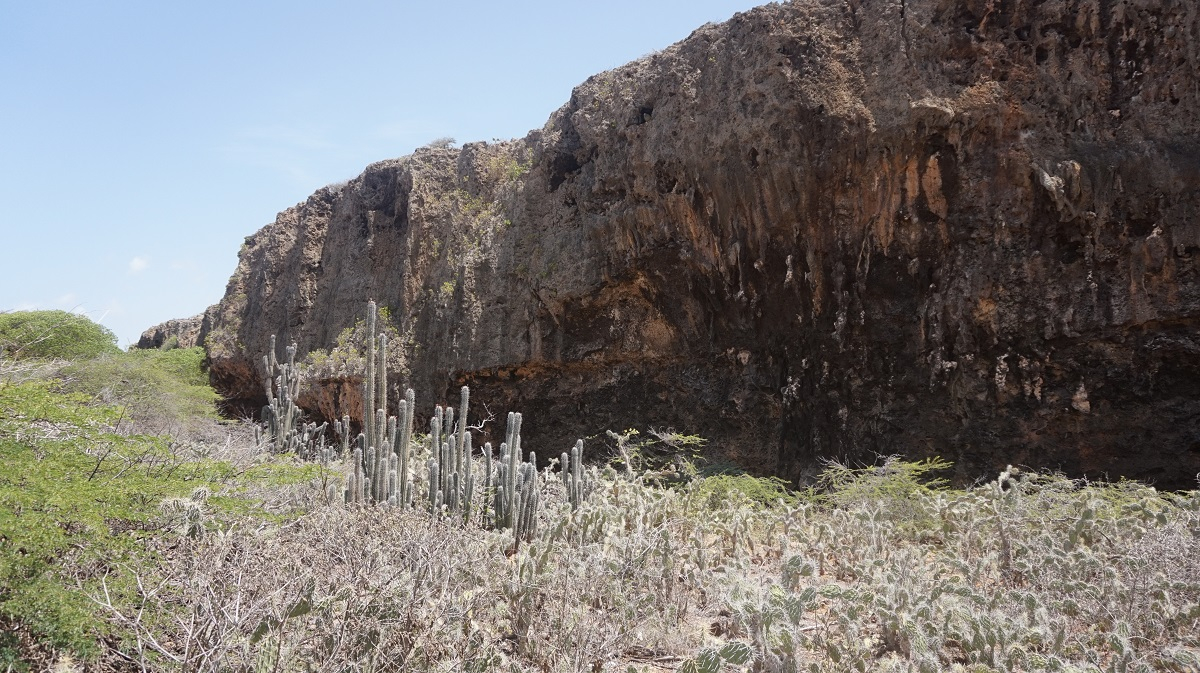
[0,0,763,347]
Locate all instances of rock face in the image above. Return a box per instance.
[199,0,1200,487]
[137,314,206,350]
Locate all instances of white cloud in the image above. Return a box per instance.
[128,256,149,274]
[54,293,78,306]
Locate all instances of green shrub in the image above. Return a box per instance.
[605,428,706,476]
[0,310,120,361]
[690,472,800,510]
[59,347,218,434]
[807,455,952,537]
[0,381,230,667]
[300,306,409,390]
[814,455,950,504]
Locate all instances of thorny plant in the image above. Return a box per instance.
[72,304,1200,671]
[91,454,1198,672]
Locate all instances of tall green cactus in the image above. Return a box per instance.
[395,388,415,507]
[492,412,544,546]
[364,301,377,457]
[333,415,351,458]
[343,300,405,506]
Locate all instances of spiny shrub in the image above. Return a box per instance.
[93,442,1200,673]
[690,472,800,510]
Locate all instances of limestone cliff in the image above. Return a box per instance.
[198,0,1200,487]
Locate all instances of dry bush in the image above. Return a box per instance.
[88,453,1200,673]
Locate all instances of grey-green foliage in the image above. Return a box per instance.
[258,335,327,457]
[678,641,753,673]
[717,466,1200,673]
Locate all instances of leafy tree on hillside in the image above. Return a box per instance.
[0,310,120,361]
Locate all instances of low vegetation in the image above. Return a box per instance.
[1,309,1197,672]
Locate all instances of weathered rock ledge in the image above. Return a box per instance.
[192,0,1200,487]
[137,314,205,350]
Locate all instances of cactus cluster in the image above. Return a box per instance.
[259,301,589,538]
[257,335,328,458]
[491,412,541,543]
[425,387,478,518]
[343,301,417,506]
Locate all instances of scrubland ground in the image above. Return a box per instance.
[1,344,1198,672]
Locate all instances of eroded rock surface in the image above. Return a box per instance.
[196,0,1200,486]
[137,314,205,350]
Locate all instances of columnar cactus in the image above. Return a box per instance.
[259,335,327,457]
[456,386,469,475]
[268,303,586,527]
[395,389,415,507]
[344,302,417,506]
[333,415,351,458]
[364,301,377,455]
[481,441,494,526]
[375,332,387,449]
[513,459,540,545]
[562,439,589,510]
[425,387,479,521]
[493,411,543,540]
